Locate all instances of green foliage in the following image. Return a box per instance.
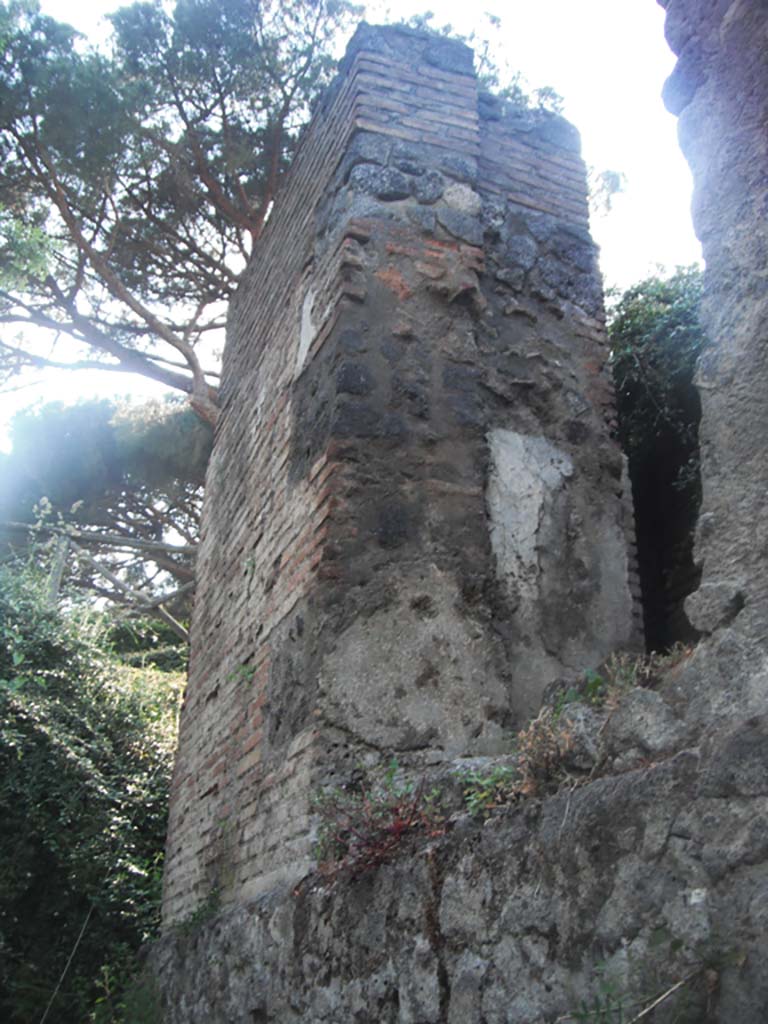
[312,758,444,876]
[460,763,519,817]
[93,967,164,1024]
[553,649,691,720]
[609,266,705,467]
[568,966,630,1023]
[552,663,621,719]
[562,955,719,1024]
[1,396,211,512]
[226,663,254,685]
[0,552,183,1023]
[609,267,706,650]
[0,208,50,289]
[0,0,362,409]
[107,617,189,673]
[553,671,606,718]
[174,887,221,938]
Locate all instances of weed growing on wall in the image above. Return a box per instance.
[460,763,520,817]
[312,759,445,877]
[553,647,693,720]
[567,966,630,1023]
[462,648,698,816]
[516,707,574,796]
[174,888,222,938]
[91,960,164,1024]
[557,952,731,1024]
[316,647,699,870]
[458,710,575,817]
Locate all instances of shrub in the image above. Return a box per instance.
[609,266,704,466]
[0,555,182,1023]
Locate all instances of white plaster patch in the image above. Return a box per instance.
[485,429,577,714]
[443,182,482,216]
[486,429,573,598]
[295,286,317,377]
[485,428,634,716]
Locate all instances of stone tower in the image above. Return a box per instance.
[162,24,637,926]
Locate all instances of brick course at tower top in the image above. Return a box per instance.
[162,23,638,927]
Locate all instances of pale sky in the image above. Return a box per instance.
[1,0,699,449]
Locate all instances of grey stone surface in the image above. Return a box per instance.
[442,182,482,217]
[685,579,746,634]
[406,205,437,233]
[558,702,602,770]
[438,152,478,185]
[349,163,411,200]
[342,22,475,78]
[435,206,484,245]
[603,688,685,758]
[662,0,768,650]
[346,130,391,168]
[504,234,538,271]
[335,361,375,397]
[412,170,444,204]
[319,564,509,756]
[150,681,768,1021]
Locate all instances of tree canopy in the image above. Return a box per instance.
[610,265,704,469]
[0,0,361,422]
[609,266,705,650]
[0,1,575,428]
[0,397,212,635]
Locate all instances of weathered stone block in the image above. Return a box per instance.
[412,170,444,204]
[349,162,411,199]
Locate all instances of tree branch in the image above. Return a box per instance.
[13,128,220,424]
[2,520,197,557]
[71,542,190,643]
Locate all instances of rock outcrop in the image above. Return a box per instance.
[151,640,768,1021]
[661,0,768,644]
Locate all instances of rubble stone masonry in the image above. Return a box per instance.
[162,24,637,927]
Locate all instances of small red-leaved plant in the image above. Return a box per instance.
[311,759,444,878]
